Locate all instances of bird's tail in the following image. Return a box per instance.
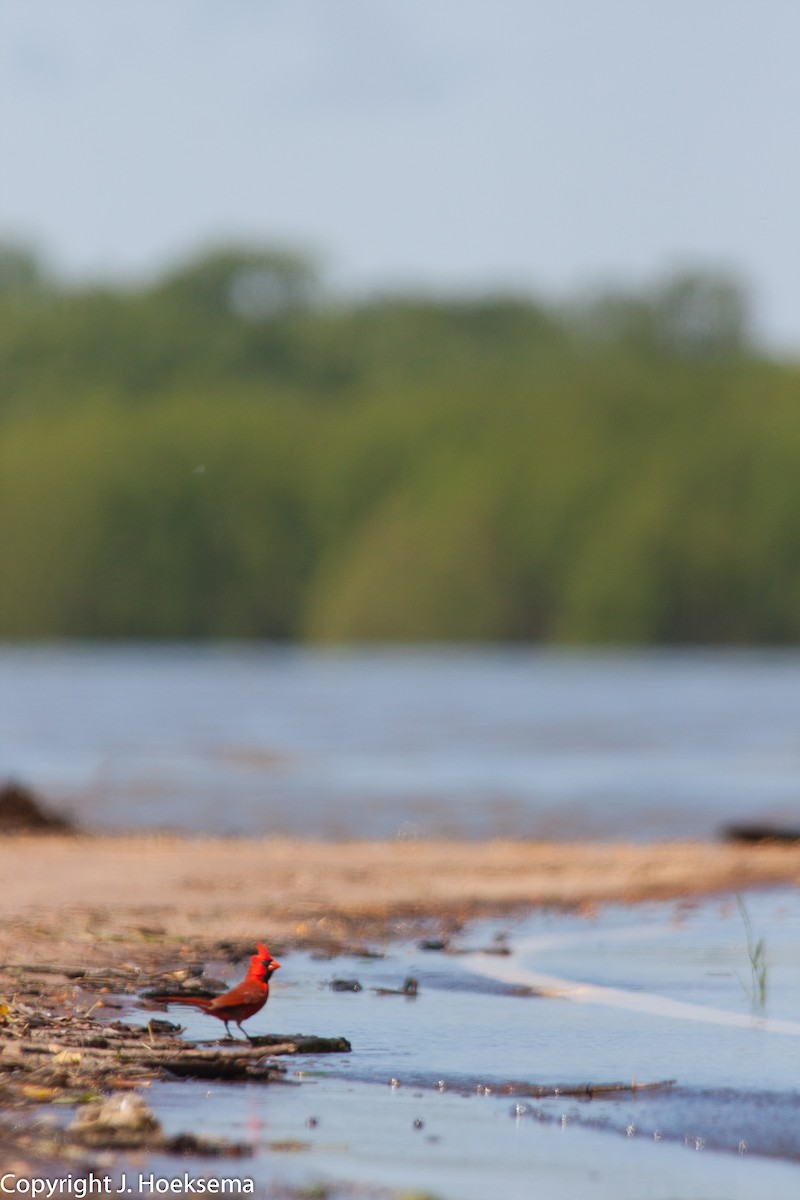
[154,995,216,1011]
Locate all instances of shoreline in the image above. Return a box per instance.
[3,833,800,960]
[2,833,800,1180]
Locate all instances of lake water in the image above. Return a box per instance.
[2,644,800,838]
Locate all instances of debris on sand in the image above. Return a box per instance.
[70,1092,160,1144]
[0,955,352,1170]
[372,976,418,997]
[723,822,800,845]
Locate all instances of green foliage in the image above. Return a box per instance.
[155,244,319,320]
[0,240,52,296]
[0,242,797,642]
[0,399,320,637]
[569,268,752,359]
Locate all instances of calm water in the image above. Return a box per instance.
[135,890,800,1198]
[2,643,800,838]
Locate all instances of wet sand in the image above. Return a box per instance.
[2,834,800,961]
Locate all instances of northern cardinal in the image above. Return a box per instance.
[157,943,281,1042]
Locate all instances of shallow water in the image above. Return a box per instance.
[134,890,800,1197]
[142,1077,800,1200]
[4,644,800,838]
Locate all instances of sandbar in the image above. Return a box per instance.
[2,834,799,963]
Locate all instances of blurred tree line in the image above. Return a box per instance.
[0,239,796,643]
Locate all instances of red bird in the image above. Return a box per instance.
[159,943,281,1042]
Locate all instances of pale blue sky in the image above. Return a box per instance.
[1,0,799,346]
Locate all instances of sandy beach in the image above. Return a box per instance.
[3,834,800,960]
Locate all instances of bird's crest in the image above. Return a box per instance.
[250,942,280,973]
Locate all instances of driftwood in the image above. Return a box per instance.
[498,1078,676,1099]
[247,1032,351,1052]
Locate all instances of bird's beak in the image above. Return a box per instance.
[269,959,282,971]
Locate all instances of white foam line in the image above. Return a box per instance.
[467,942,800,1036]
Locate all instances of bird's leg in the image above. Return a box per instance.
[223,1021,233,1040]
[237,1021,255,1044]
